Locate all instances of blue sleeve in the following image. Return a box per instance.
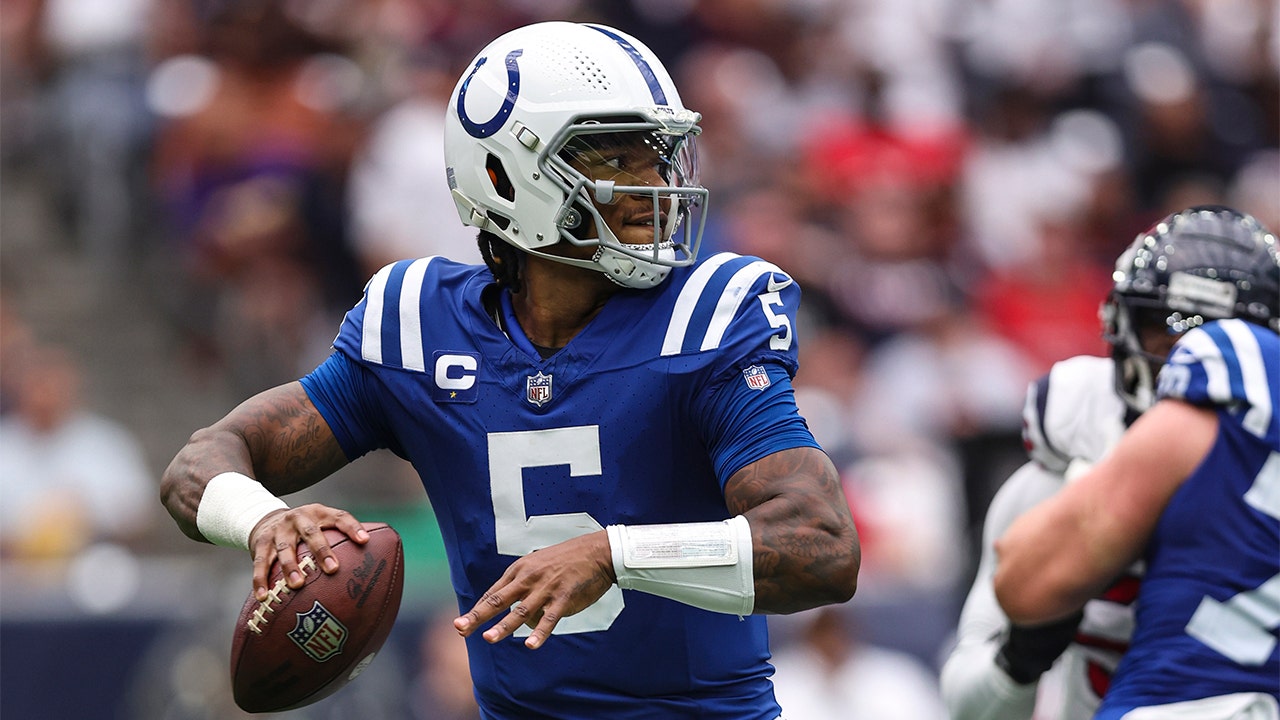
[695,362,822,485]
[300,351,403,460]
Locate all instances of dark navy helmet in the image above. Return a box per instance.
[1102,205,1280,411]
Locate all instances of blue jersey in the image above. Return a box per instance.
[301,252,820,719]
[1097,319,1280,719]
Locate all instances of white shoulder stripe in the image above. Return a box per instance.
[398,257,434,371]
[1180,328,1230,401]
[661,253,740,356]
[361,263,393,364]
[360,257,437,369]
[1221,319,1272,439]
[701,260,784,352]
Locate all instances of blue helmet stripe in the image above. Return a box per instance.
[587,25,668,105]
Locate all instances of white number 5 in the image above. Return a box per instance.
[487,425,624,636]
[758,292,792,351]
[1185,452,1280,664]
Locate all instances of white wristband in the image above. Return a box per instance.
[606,515,755,616]
[196,472,289,550]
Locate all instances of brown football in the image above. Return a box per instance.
[230,522,405,713]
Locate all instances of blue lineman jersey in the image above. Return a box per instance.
[1096,319,1280,719]
[300,252,821,719]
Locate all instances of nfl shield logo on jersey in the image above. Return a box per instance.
[742,365,771,391]
[526,371,553,407]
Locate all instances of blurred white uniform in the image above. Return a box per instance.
[941,356,1139,720]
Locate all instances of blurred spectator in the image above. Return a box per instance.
[959,87,1107,274]
[1120,40,1237,211]
[0,294,37,417]
[347,48,479,274]
[714,186,846,322]
[973,210,1113,375]
[1229,149,1280,231]
[839,445,970,592]
[0,343,154,559]
[1122,1,1276,212]
[770,606,947,720]
[674,43,801,205]
[820,174,965,347]
[847,305,1034,581]
[147,0,366,391]
[792,327,865,469]
[18,0,157,268]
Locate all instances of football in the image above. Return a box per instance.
[230,522,405,713]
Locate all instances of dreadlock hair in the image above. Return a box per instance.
[478,229,524,293]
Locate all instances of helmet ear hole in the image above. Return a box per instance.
[486,154,515,202]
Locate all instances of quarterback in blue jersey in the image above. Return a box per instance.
[160,21,860,719]
[995,207,1280,719]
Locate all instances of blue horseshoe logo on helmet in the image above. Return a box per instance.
[457,49,523,139]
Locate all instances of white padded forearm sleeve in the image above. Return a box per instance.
[606,515,755,616]
[195,472,289,550]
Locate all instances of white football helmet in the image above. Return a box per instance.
[444,21,708,289]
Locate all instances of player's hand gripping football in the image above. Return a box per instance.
[454,530,616,650]
[247,503,369,602]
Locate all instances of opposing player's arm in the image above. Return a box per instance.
[723,446,860,614]
[994,398,1217,624]
[942,462,1063,720]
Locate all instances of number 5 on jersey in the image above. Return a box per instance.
[488,426,625,636]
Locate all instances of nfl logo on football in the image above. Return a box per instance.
[526,371,553,407]
[742,365,771,391]
[288,601,349,662]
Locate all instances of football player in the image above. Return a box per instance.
[942,205,1280,720]
[159,21,860,719]
[993,206,1280,719]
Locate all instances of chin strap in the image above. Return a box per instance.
[593,243,675,288]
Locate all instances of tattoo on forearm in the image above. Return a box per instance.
[726,447,859,613]
[234,384,347,492]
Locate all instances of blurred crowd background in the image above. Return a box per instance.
[0,0,1276,717]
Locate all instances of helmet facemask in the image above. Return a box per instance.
[538,110,708,288]
[1102,293,1194,412]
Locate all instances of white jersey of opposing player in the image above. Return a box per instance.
[941,355,1139,720]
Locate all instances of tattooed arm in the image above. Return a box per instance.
[160,381,362,599]
[725,445,860,614]
[454,445,860,650]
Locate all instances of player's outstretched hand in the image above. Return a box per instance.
[247,503,369,602]
[454,530,616,650]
